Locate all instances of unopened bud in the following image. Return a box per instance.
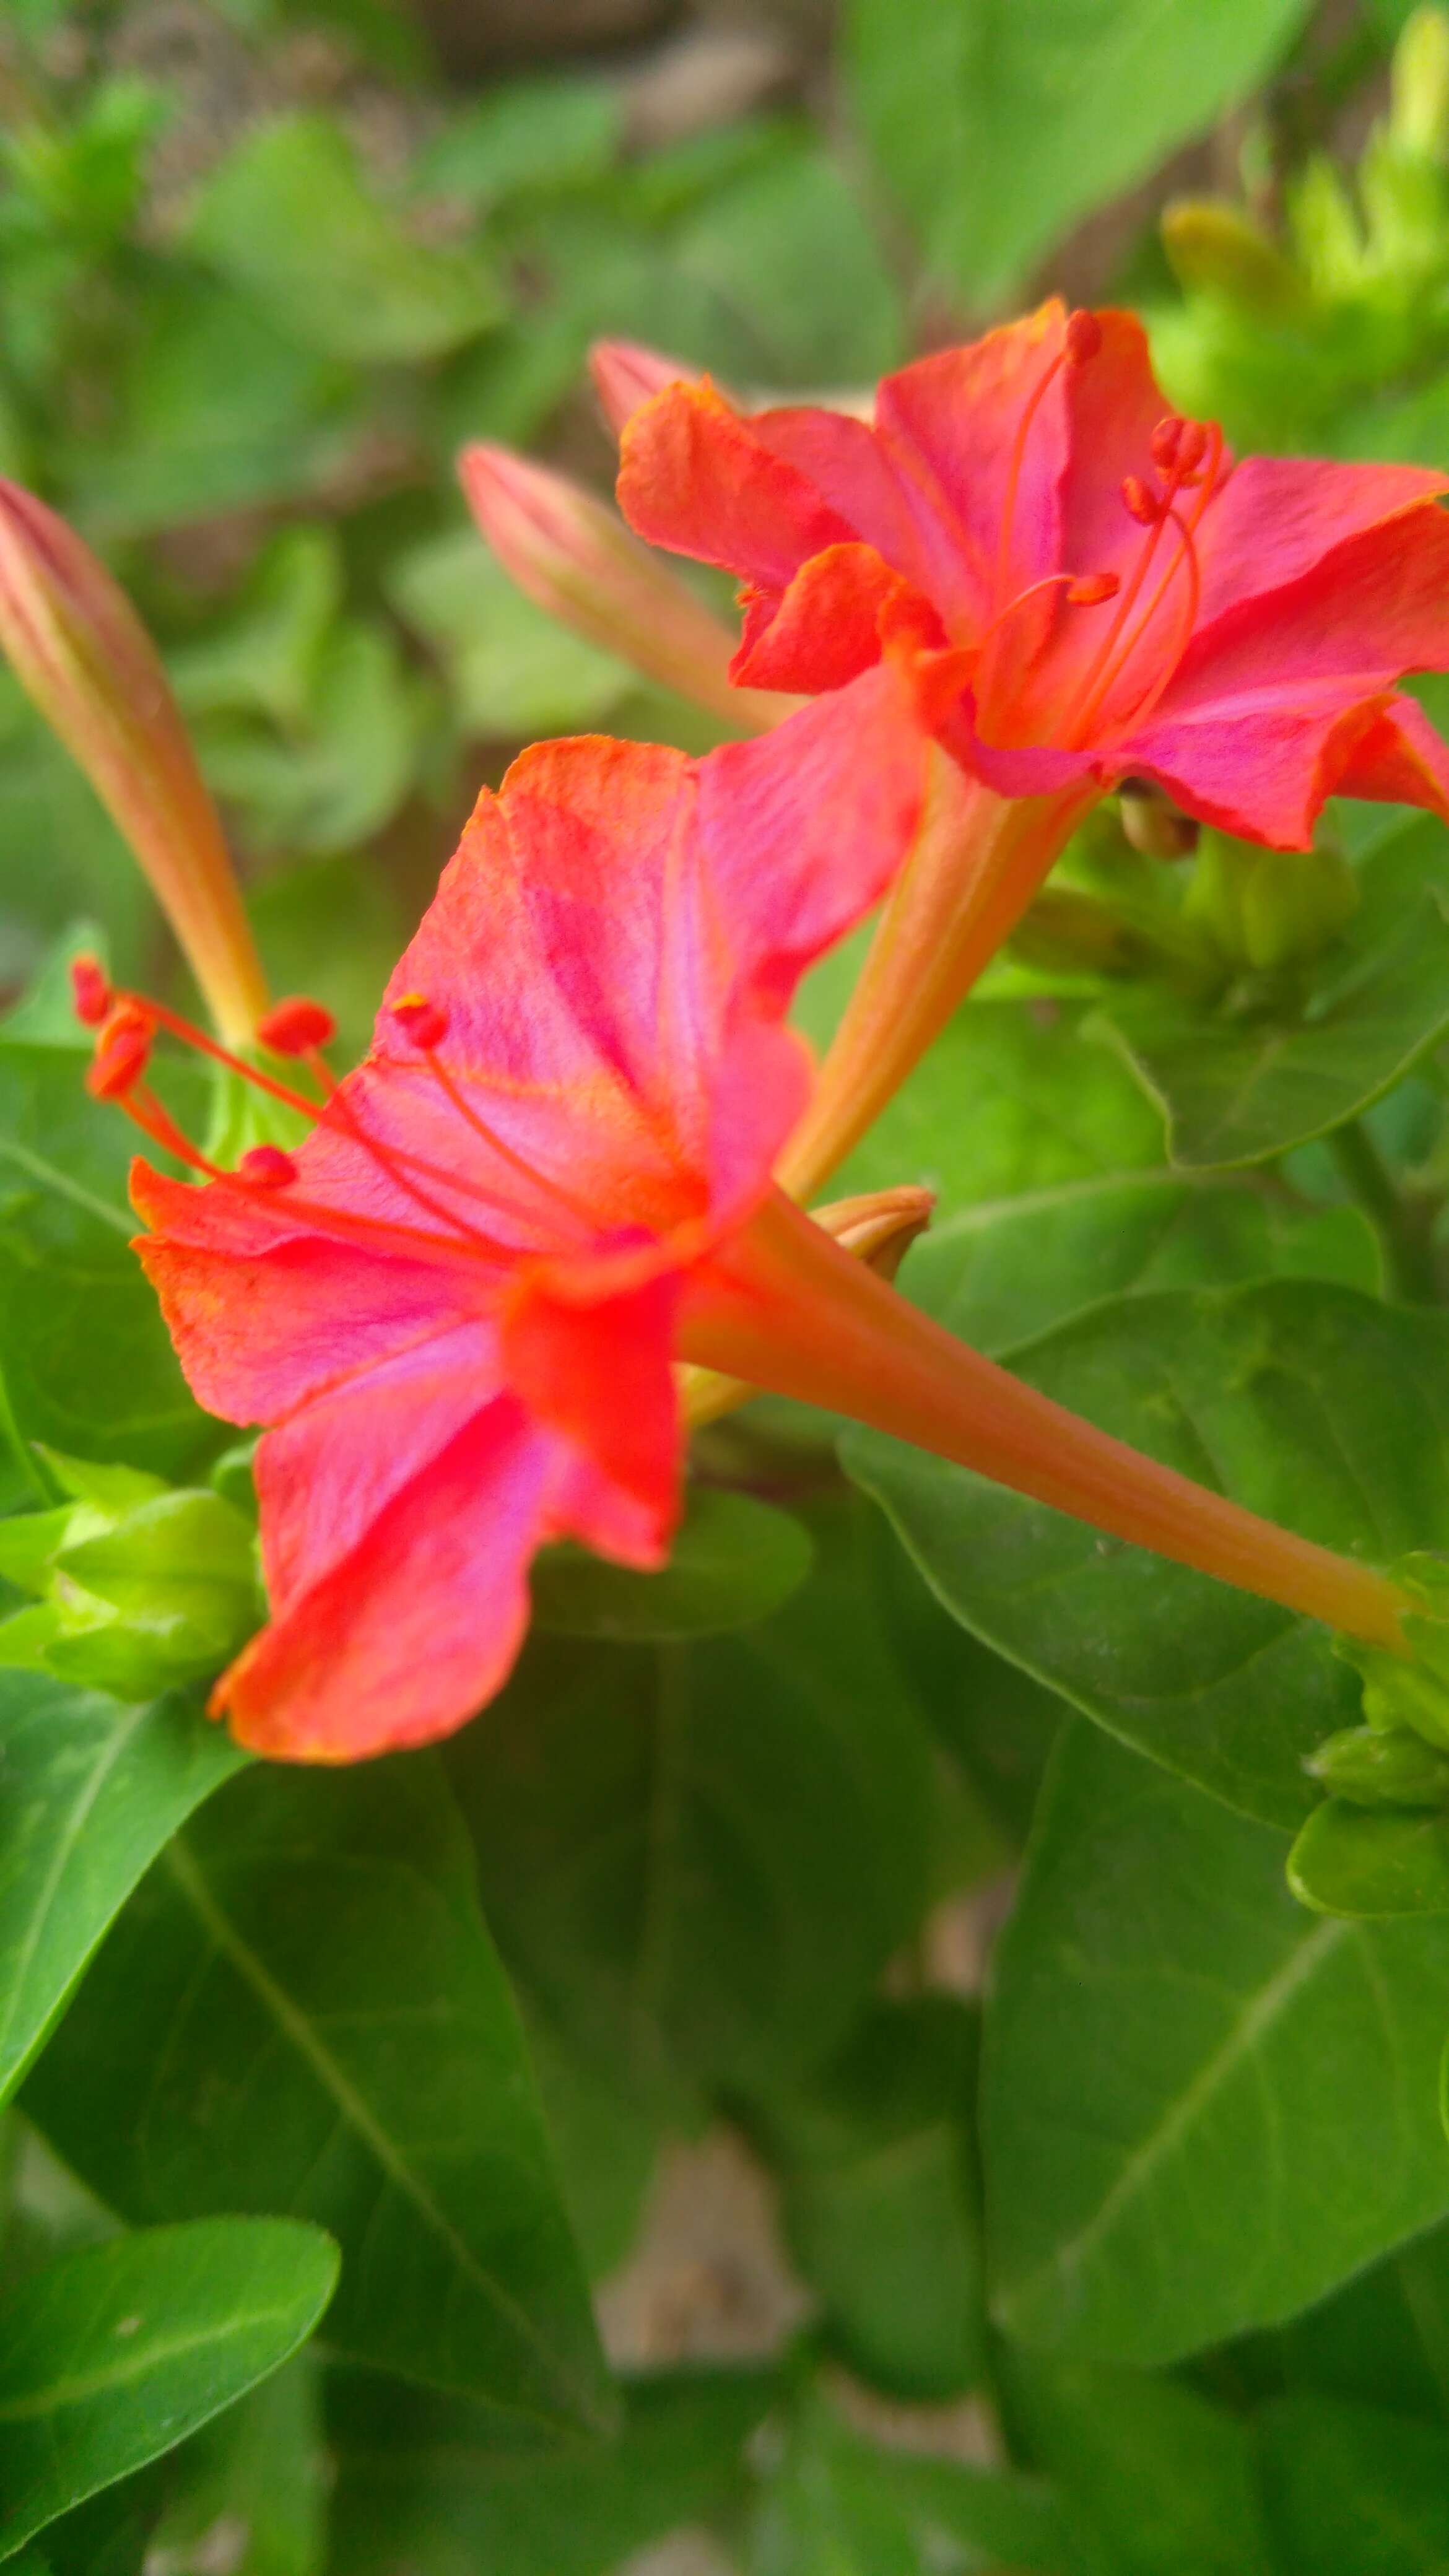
[589,338,696,440]
[1307,1723,1449,1809]
[0,481,267,1046]
[1161,199,1306,316]
[257,996,336,1056]
[1339,1556,1449,1751]
[1118,778,1199,860]
[459,441,787,729]
[1392,6,1449,161]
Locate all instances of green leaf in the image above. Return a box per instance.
[141,2357,324,2576]
[665,135,905,386]
[1289,1801,1449,1916]
[910,1172,1380,1359]
[742,1998,984,2401]
[846,1280,1449,1827]
[417,77,622,207]
[1227,2215,1449,2423]
[387,532,633,739]
[999,2347,1275,2576]
[845,0,1312,308]
[799,998,1166,1208]
[0,1676,244,2110]
[985,1724,1449,2362]
[1099,890,1449,1168]
[448,1496,936,2103]
[748,2387,1071,2576]
[1256,2392,1449,2572]
[325,2366,773,2576]
[189,114,503,363]
[22,1759,611,2432]
[0,2216,337,2561]
[531,1486,813,1642]
[0,1014,206,1478]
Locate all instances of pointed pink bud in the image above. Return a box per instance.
[458,442,791,730]
[0,482,268,1048]
[588,339,698,441]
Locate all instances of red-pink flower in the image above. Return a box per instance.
[615,300,1449,1194]
[617,299,1449,845]
[126,674,926,1760]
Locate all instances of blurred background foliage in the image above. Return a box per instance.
[8,0,1449,1056]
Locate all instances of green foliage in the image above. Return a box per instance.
[0,2217,337,2560]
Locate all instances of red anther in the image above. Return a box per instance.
[1066,570,1121,606]
[1151,415,1186,472]
[1173,419,1209,477]
[87,1003,153,1101]
[257,996,337,1057]
[1065,310,1102,365]
[70,952,111,1028]
[390,992,449,1051]
[237,1143,298,1190]
[1121,476,1162,526]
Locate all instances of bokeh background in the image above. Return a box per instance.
[1,0,1438,1059]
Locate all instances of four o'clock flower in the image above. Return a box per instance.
[616,300,1449,1195]
[95,668,1409,1764]
[0,480,269,1048]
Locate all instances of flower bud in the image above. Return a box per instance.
[1161,200,1307,316]
[459,442,790,729]
[1306,1723,1449,1809]
[0,482,268,1046]
[588,338,695,440]
[1392,6,1449,162]
[1338,1555,1449,1752]
[0,1447,259,1699]
[1118,778,1199,860]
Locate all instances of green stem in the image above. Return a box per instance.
[1328,1120,1438,1305]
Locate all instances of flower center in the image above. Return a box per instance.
[981,315,1225,752]
[76,961,602,1277]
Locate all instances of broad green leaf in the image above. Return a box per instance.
[799,998,1166,1209]
[999,2347,1275,2576]
[1289,1801,1449,1916]
[325,2365,773,2576]
[845,0,1312,308]
[141,2357,324,2576]
[910,1172,1379,1357]
[189,114,503,363]
[523,2011,658,2282]
[531,1486,813,1642]
[387,532,633,739]
[0,1014,205,1477]
[194,620,426,856]
[1229,2215,1449,2423]
[0,1676,244,2110]
[748,2388,1071,2576]
[0,2216,337,2561]
[985,1725,1449,2362]
[417,78,622,207]
[449,1497,936,2102]
[1099,890,1449,1168]
[743,1998,984,2401]
[1256,2392,1449,2572]
[846,1281,1449,1827]
[666,137,905,385]
[22,1759,611,2432]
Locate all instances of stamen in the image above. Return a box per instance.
[238,1144,298,1189]
[993,307,1101,610]
[71,953,111,1029]
[391,993,448,1051]
[1121,476,1162,526]
[387,991,599,1235]
[1065,571,1120,606]
[87,1004,154,1102]
[1064,422,1223,746]
[256,997,337,1057]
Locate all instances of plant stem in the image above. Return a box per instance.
[1328,1119,1438,1304]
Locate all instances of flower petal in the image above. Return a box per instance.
[1165,497,1449,711]
[1190,458,1449,646]
[617,380,858,594]
[502,1265,680,1567]
[1120,685,1449,848]
[215,1396,552,1761]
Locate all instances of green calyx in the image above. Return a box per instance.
[1183,829,1360,979]
[0,1446,261,1699]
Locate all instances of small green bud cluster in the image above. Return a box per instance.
[0,1448,260,1700]
[1183,829,1359,978]
[1325,1556,1449,1808]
